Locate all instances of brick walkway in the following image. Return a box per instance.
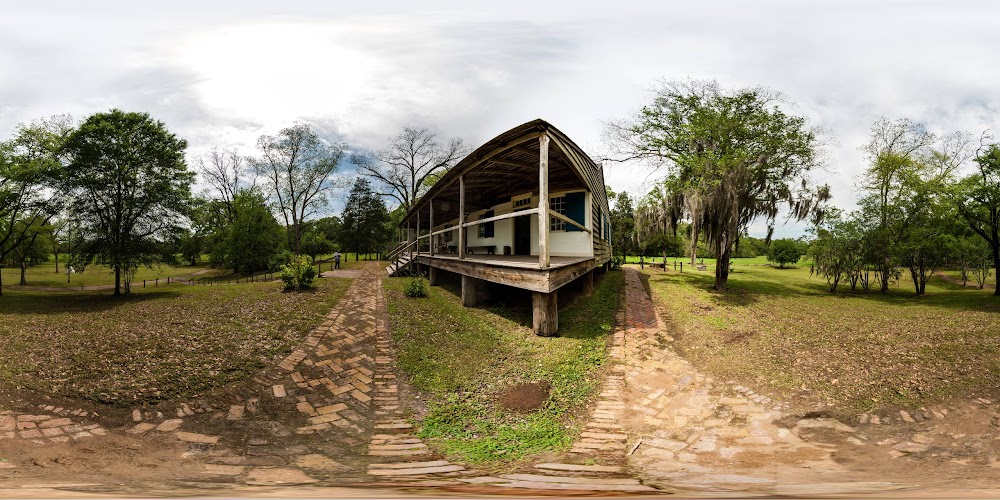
[618,267,876,494]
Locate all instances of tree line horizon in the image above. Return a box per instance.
[3,79,999,296]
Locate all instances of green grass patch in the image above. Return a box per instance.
[0,278,351,406]
[2,261,221,288]
[384,272,623,466]
[644,263,1000,413]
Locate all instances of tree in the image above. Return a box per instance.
[605,80,829,289]
[312,216,341,248]
[220,190,287,273]
[251,123,346,256]
[356,127,466,211]
[767,238,802,268]
[610,191,636,261]
[0,116,71,295]
[62,109,193,295]
[300,227,334,263]
[954,143,1000,296]
[340,178,391,260]
[10,219,51,285]
[196,147,252,224]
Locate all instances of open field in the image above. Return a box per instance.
[0,278,351,406]
[1,261,223,289]
[641,263,1000,415]
[624,255,773,267]
[2,252,371,289]
[384,271,623,466]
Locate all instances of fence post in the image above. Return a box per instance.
[680,262,683,273]
[143,280,146,288]
[155,278,158,286]
[167,276,170,284]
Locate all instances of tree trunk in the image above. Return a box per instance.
[19,259,27,286]
[54,250,60,273]
[114,265,121,296]
[713,238,732,290]
[993,241,1000,297]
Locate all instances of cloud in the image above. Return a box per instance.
[3,1,1000,237]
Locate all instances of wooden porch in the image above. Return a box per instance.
[414,254,594,293]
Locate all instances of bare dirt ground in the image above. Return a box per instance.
[2,264,1000,498]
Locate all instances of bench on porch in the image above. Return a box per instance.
[466,245,496,255]
[444,244,496,255]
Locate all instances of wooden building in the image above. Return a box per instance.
[386,119,612,336]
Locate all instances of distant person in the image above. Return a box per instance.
[334,251,341,269]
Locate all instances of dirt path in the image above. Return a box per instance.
[935,270,996,290]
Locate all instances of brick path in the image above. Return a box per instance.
[618,268,884,494]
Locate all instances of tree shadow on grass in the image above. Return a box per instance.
[0,289,182,315]
[643,268,1000,314]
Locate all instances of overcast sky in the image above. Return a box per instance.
[3,1,999,237]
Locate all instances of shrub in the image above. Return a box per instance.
[280,256,318,291]
[404,275,427,298]
[767,239,803,268]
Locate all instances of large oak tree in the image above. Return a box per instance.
[62,109,193,295]
[0,116,71,295]
[605,80,830,289]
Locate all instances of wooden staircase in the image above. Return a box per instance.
[385,241,417,277]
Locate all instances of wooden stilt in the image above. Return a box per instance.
[532,290,558,336]
[429,266,439,286]
[461,275,480,307]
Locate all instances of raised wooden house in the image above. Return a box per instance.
[386,119,612,336]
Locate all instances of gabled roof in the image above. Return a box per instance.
[402,119,610,227]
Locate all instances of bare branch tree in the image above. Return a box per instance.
[355,127,466,211]
[250,123,346,255]
[196,147,253,223]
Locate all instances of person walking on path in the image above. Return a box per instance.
[334,251,341,269]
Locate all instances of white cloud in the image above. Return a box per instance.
[2,1,999,234]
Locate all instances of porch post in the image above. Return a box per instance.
[429,198,435,256]
[459,175,466,260]
[538,134,550,269]
[416,208,421,255]
[532,290,558,336]
[428,266,439,286]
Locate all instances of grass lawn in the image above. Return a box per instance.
[0,278,351,406]
[624,255,773,266]
[1,261,222,289]
[384,271,624,466]
[643,263,1000,414]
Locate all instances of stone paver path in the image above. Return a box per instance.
[364,272,466,482]
[617,267,900,495]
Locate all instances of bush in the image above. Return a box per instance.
[404,275,427,298]
[280,256,318,291]
[767,239,803,268]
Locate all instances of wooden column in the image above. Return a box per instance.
[407,219,413,260]
[538,134,550,269]
[428,266,439,286]
[582,269,594,296]
[416,209,421,255]
[429,198,435,256]
[459,175,466,260]
[461,275,480,307]
[532,290,558,336]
